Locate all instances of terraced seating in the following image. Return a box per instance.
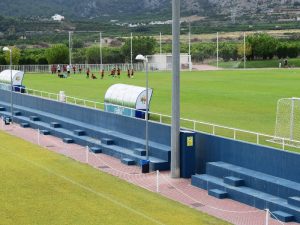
[0,101,171,171]
[192,161,300,223]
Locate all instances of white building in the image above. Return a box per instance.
[147,54,192,71]
[52,14,65,21]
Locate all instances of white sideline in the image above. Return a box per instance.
[0,146,165,225]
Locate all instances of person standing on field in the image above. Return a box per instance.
[57,64,61,76]
[67,65,71,76]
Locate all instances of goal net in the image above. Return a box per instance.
[273,97,300,147]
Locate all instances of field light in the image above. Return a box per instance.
[3,47,13,123]
[135,54,149,161]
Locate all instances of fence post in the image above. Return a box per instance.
[37,129,40,146]
[265,209,269,225]
[212,125,215,135]
[257,133,259,145]
[156,170,160,193]
[193,121,196,131]
[282,138,285,150]
[234,129,236,140]
[86,146,89,164]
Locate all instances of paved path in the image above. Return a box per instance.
[1,122,297,225]
[192,64,220,71]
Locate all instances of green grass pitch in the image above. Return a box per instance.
[23,69,300,135]
[0,131,230,225]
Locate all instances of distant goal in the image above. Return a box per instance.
[272,97,300,148]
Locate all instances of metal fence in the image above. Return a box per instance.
[1,83,299,153]
[0,62,194,73]
[0,64,146,73]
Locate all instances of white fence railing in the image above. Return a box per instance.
[0,62,194,74]
[1,84,300,152]
[0,64,146,73]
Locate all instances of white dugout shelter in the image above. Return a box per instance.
[104,84,153,118]
[0,70,25,86]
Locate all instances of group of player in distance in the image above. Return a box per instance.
[51,64,135,79]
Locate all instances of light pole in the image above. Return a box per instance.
[171,0,181,178]
[3,47,13,123]
[135,54,149,160]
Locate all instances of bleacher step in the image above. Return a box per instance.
[63,138,74,144]
[224,176,244,187]
[208,189,228,199]
[20,123,30,128]
[0,107,5,111]
[30,116,39,121]
[288,196,300,208]
[40,130,50,135]
[14,111,21,116]
[89,147,102,154]
[50,122,61,128]
[134,148,146,156]
[121,158,135,166]
[73,130,86,136]
[271,211,294,222]
[101,138,114,145]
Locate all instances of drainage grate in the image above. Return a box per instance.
[45,145,55,148]
[190,202,204,208]
[98,166,110,169]
[168,186,175,190]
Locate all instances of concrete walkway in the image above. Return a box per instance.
[1,122,296,225]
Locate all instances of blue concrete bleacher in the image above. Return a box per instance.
[121,158,135,166]
[271,211,294,222]
[192,161,300,223]
[89,147,102,154]
[0,93,171,172]
[40,130,50,135]
[208,189,228,199]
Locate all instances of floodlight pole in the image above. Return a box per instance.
[145,57,149,160]
[131,33,133,70]
[171,0,181,178]
[217,32,219,69]
[160,32,162,55]
[9,49,13,123]
[244,32,246,69]
[69,31,72,66]
[189,22,192,71]
[135,54,150,161]
[100,32,103,70]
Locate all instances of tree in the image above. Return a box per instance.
[4,46,21,65]
[45,44,69,64]
[237,43,252,60]
[86,46,101,64]
[277,42,299,59]
[219,43,238,61]
[247,33,278,59]
[121,36,156,62]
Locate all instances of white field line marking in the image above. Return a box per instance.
[0,146,165,225]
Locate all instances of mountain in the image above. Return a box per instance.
[0,0,300,23]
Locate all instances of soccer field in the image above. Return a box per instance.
[0,131,230,225]
[23,69,300,134]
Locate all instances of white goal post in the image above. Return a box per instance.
[273,97,300,147]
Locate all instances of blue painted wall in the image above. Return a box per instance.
[195,132,300,183]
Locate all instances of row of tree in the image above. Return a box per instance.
[193,33,300,62]
[1,33,300,65]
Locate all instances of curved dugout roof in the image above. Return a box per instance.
[0,70,24,86]
[104,84,153,110]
